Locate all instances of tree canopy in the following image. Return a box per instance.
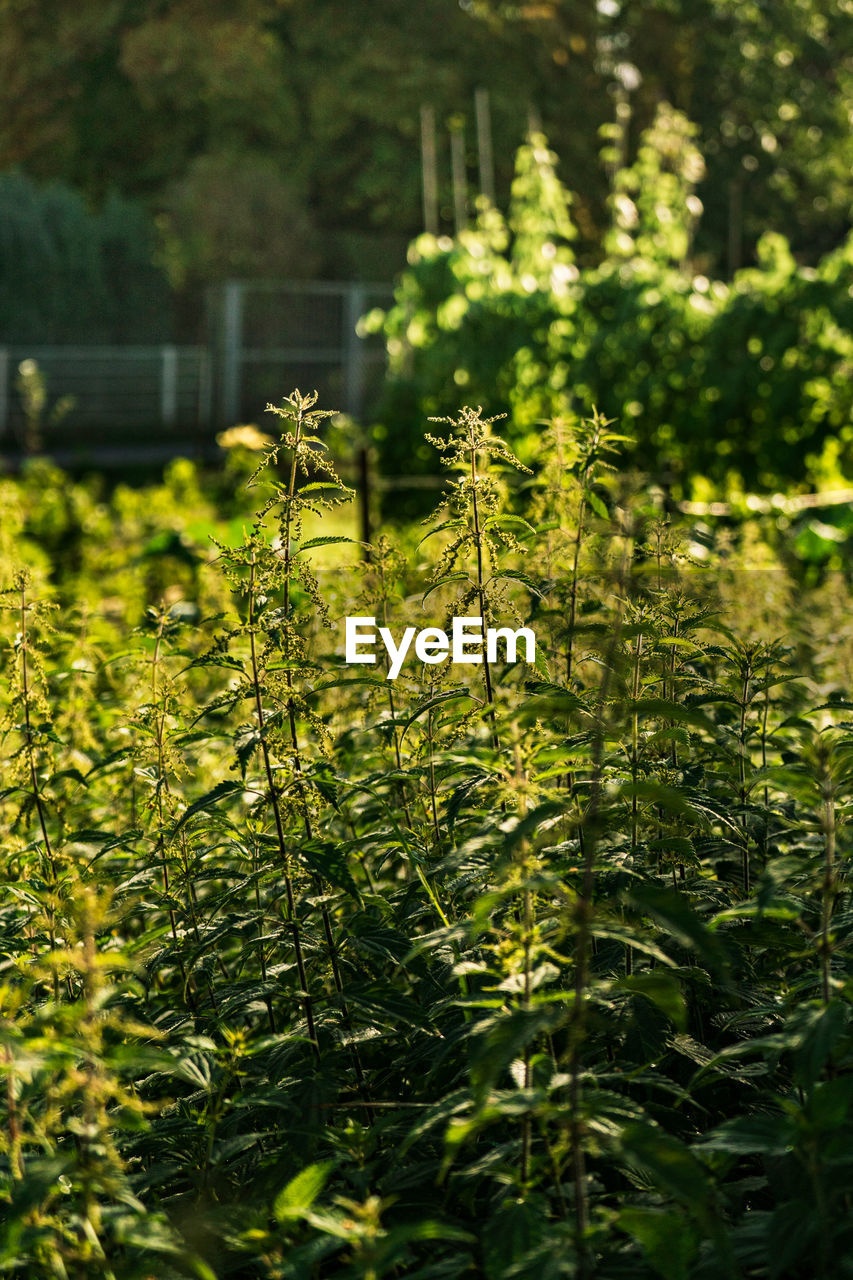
[0,0,849,290]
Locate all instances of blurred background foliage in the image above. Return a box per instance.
[0,0,850,292]
[0,173,171,343]
[0,0,851,491]
[368,115,853,499]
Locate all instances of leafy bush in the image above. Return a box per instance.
[368,108,853,497]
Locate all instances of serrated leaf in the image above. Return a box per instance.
[421,572,470,605]
[483,514,536,536]
[617,1207,698,1280]
[170,781,244,836]
[399,688,475,740]
[586,490,609,520]
[273,1161,335,1221]
[296,536,360,552]
[697,1112,796,1158]
[417,519,466,547]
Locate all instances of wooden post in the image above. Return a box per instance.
[197,346,212,430]
[344,283,372,556]
[614,85,630,179]
[450,124,467,235]
[475,88,495,205]
[420,105,439,235]
[728,176,743,276]
[344,284,367,420]
[357,439,371,557]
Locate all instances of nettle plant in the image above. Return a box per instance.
[421,405,540,735]
[197,390,367,1063]
[2,389,853,1280]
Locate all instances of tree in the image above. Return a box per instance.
[467,0,853,270]
[0,172,170,342]
[0,0,849,289]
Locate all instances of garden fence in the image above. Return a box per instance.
[0,280,393,450]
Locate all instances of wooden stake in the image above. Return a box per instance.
[450,125,467,235]
[420,105,439,235]
[475,87,495,205]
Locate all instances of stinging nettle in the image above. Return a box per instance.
[344,615,536,680]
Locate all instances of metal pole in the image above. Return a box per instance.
[344,284,367,420]
[222,281,244,427]
[474,88,495,205]
[420,105,439,235]
[344,282,371,554]
[160,344,178,429]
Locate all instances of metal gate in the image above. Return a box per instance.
[209,280,393,428]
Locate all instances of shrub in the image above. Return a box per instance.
[368,107,853,497]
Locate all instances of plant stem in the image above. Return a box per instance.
[631,626,643,853]
[247,555,318,1057]
[150,614,205,1015]
[739,656,751,896]
[276,412,367,1091]
[820,765,836,1006]
[468,424,500,752]
[568,530,631,1277]
[3,1045,24,1179]
[19,584,59,1003]
[566,492,587,689]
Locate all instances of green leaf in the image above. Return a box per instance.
[483,1198,546,1280]
[301,838,360,898]
[421,571,470,605]
[697,1112,796,1158]
[627,883,727,971]
[399,688,475,740]
[483,514,536,535]
[490,568,548,599]
[273,1161,335,1222]
[617,1207,698,1280]
[0,786,29,802]
[234,725,261,778]
[585,490,609,520]
[299,482,348,496]
[619,1122,713,1220]
[170,781,244,836]
[531,645,552,681]
[467,1006,558,1101]
[310,674,388,693]
[628,697,717,733]
[616,972,687,1030]
[296,535,360,552]
[417,519,466,547]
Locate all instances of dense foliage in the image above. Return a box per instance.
[2,394,853,1277]
[1,0,850,289]
[370,114,853,496]
[0,172,171,344]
